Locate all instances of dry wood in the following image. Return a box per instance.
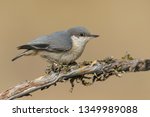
[1,55,150,100]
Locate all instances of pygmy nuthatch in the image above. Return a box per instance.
[12,26,99,64]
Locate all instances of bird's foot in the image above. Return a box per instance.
[45,61,78,74]
[68,61,77,66]
[45,63,61,73]
[51,63,64,72]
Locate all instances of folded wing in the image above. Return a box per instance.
[18,31,72,52]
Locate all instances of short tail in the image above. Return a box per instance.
[12,50,29,61]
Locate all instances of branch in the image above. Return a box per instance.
[1,55,150,100]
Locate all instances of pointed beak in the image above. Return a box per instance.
[88,34,99,38]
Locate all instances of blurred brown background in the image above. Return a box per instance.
[0,0,150,100]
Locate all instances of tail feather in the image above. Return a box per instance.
[12,50,29,61]
[12,54,24,61]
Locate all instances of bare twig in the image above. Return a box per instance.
[1,55,150,100]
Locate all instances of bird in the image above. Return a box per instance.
[12,26,99,65]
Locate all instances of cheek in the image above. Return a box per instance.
[81,37,91,41]
[84,37,92,41]
[80,38,88,43]
[88,37,93,40]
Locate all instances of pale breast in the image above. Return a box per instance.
[59,36,89,64]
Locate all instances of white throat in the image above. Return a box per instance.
[71,35,91,47]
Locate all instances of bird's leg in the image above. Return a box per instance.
[51,63,62,72]
[51,62,78,73]
[68,61,77,66]
[61,61,78,73]
[45,61,78,74]
[45,62,62,73]
[42,55,61,73]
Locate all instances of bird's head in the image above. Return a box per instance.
[67,26,99,45]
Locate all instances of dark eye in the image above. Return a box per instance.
[79,33,85,36]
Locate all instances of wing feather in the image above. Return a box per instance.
[17,31,72,52]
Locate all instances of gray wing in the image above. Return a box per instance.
[17,31,72,52]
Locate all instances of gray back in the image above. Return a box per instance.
[27,31,72,52]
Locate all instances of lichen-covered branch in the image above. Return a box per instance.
[1,55,150,100]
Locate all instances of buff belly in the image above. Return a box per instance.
[38,49,83,64]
